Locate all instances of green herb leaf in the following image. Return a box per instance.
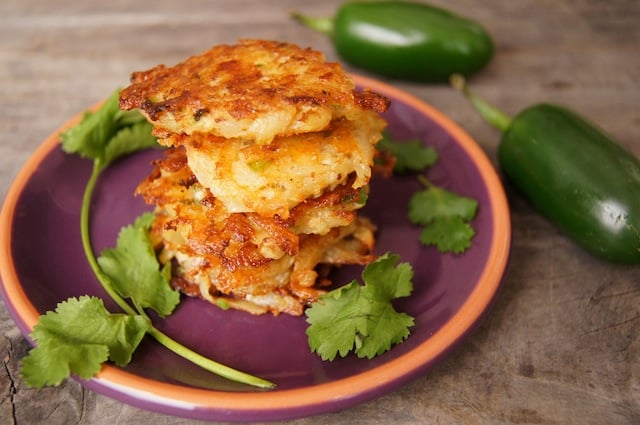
[103,121,156,166]
[20,296,150,387]
[60,90,122,161]
[60,89,157,169]
[408,185,478,225]
[408,180,478,253]
[377,131,439,173]
[306,253,415,361]
[419,217,476,254]
[98,212,179,317]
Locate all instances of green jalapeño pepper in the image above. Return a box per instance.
[451,75,640,263]
[292,1,494,82]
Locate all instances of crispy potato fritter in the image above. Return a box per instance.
[182,111,385,218]
[124,40,389,315]
[120,39,388,144]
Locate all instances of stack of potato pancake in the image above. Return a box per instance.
[119,40,389,315]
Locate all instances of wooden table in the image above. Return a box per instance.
[1,1,638,423]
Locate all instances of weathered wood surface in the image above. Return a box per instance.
[1,0,638,424]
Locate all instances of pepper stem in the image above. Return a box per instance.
[450,74,513,133]
[290,12,334,36]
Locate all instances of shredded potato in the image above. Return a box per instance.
[120,39,388,144]
[125,40,389,315]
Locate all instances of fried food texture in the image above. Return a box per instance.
[124,39,390,315]
[180,110,385,218]
[136,147,376,315]
[119,39,388,144]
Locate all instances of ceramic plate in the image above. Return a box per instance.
[0,75,510,422]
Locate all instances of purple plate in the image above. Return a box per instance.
[0,75,511,421]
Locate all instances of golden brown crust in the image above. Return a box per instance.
[180,111,385,218]
[156,214,376,316]
[119,39,387,144]
[136,146,365,220]
[128,39,389,315]
[355,89,391,114]
[136,147,377,315]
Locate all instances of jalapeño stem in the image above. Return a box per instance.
[450,74,513,133]
[291,12,334,36]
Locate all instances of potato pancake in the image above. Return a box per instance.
[124,39,390,315]
[136,147,368,238]
[180,110,385,218]
[150,207,376,316]
[119,39,388,144]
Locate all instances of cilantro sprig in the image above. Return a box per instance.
[306,253,415,361]
[377,132,479,254]
[306,130,481,362]
[20,89,274,389]
[21,296,150,387]
[377,131,439,173]
[97,213,178,317]
[409,176,478,253]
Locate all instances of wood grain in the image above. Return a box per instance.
[1,1,639,424]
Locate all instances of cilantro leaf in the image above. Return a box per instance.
[408,179,479,254]
[419,217,476,254]
[375,130,481,255]
[60,88,157,169]
[361,253,414,299]
[306,282,364,360]
[408,185,478,225]
[305,253,415,361]
[60,90,122,161]
[20,296,150,387]
[103,120,156,166]
[97,212,179,317]
[377,131,439,173]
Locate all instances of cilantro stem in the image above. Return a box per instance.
[146,328,275,389]
[417,174,433,188]
[80,160,275,389]
[81,162,137,316]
